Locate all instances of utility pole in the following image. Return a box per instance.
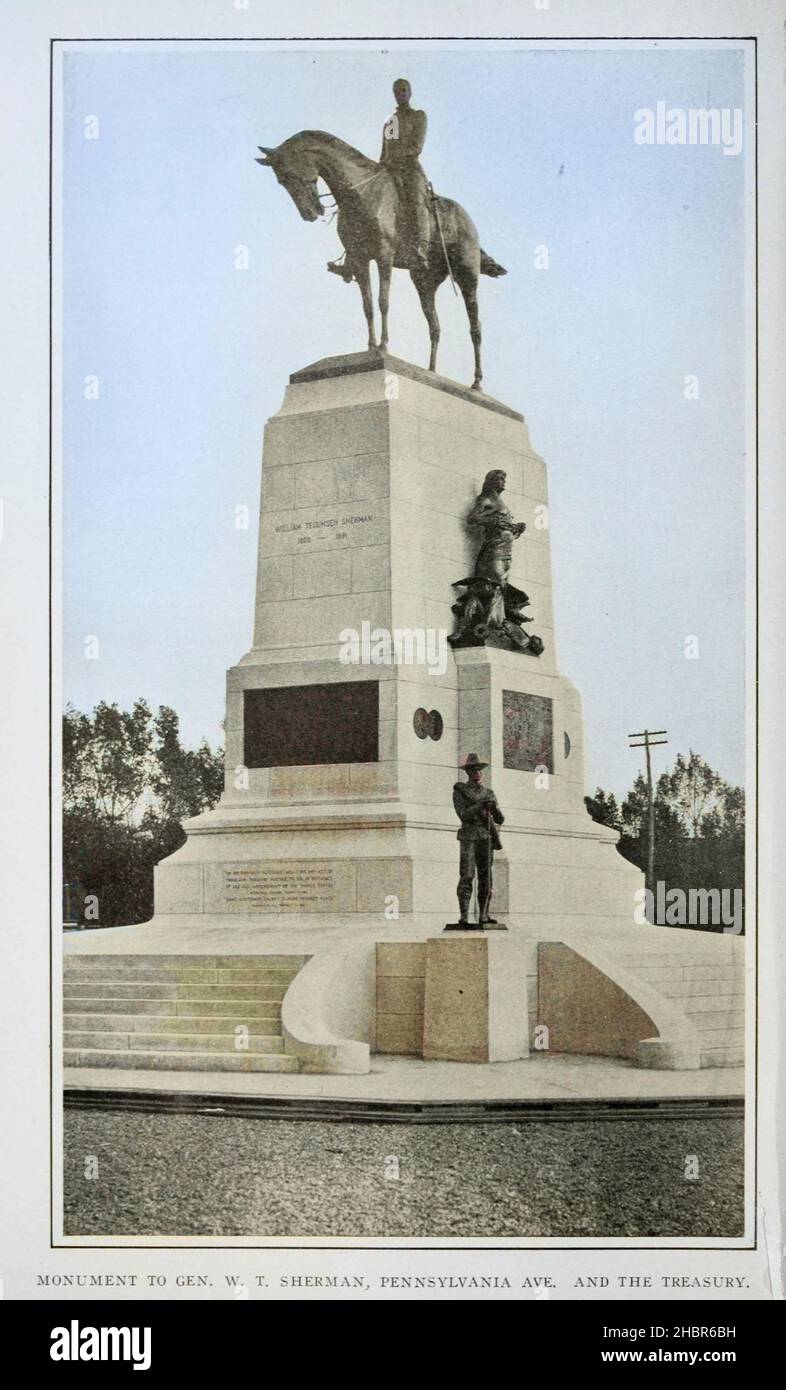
[628,729,669,909]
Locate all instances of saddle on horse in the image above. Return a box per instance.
[327,172,437,283]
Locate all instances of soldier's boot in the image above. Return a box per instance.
[478,883,496,925]
[415,196,431,268]
[457,887,472,925]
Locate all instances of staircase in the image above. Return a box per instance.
[63,954,309,1074]
[618,944,745,1068]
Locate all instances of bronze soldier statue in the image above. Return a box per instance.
[380,78,431,269]
[451,754,505,927]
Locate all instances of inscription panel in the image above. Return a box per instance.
[502,691,554,773]
[260,501,388,558]
[212,861,354,914]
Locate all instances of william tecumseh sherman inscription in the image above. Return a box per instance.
[268,510,378,549]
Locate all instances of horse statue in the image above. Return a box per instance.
[255,131,507,391]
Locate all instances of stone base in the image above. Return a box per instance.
[444,922,508,931]
[153,353,643,942]
[423,935,529,1063]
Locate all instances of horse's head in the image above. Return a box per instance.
[255,141,323,223]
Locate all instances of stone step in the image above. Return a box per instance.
[683,1009,745,1031]
[656,978,744,999]
[679,993,745,1014]
[63,981,286,1001]
[63,954,308,972]
[64,1029,285,1054]
[696,1026,745,1045]
[700,1046,744,1068]
[63,964,300,986]
[63,997,281,1018]
[65,1011,284,1036]
[619,947,739,959]
[634,964,741,983]
[63,1048,300,1074]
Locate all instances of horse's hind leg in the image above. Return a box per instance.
[354,262,377,351]
[412,271,441,373]
[457,269,482,390]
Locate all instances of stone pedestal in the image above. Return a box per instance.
[423,935,529,1063]
[154,349,640,940]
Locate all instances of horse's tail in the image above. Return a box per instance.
[480,249,507,277]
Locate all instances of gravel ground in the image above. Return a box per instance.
[63,1109,744,1239]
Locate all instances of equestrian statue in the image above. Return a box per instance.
[255,78,507,391]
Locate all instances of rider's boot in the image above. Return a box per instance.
[327,258,354,283]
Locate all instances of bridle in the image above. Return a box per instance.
[317,167,384,218]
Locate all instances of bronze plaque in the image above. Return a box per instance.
[413,707,444,741]
[413,707,430,739]
[244,681,378,767]
[428,710,444,741]
[502,691,554,772]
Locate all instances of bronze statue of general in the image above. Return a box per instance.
[255,79,508,389]
[379,78,431,269]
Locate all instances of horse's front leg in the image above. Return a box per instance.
[377,258,392,352]
[354,262,376,351]
[412,270,441,373]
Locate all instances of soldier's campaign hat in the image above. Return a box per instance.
[461,753,488,771]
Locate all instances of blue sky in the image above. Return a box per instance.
[61,41,750,798]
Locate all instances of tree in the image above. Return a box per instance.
[63,701,224,928]
[593,753,745,933]
[584,788,622,829]
[656,751,725,838]
[63,699,153,825]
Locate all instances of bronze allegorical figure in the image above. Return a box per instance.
[448,470,545,656]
